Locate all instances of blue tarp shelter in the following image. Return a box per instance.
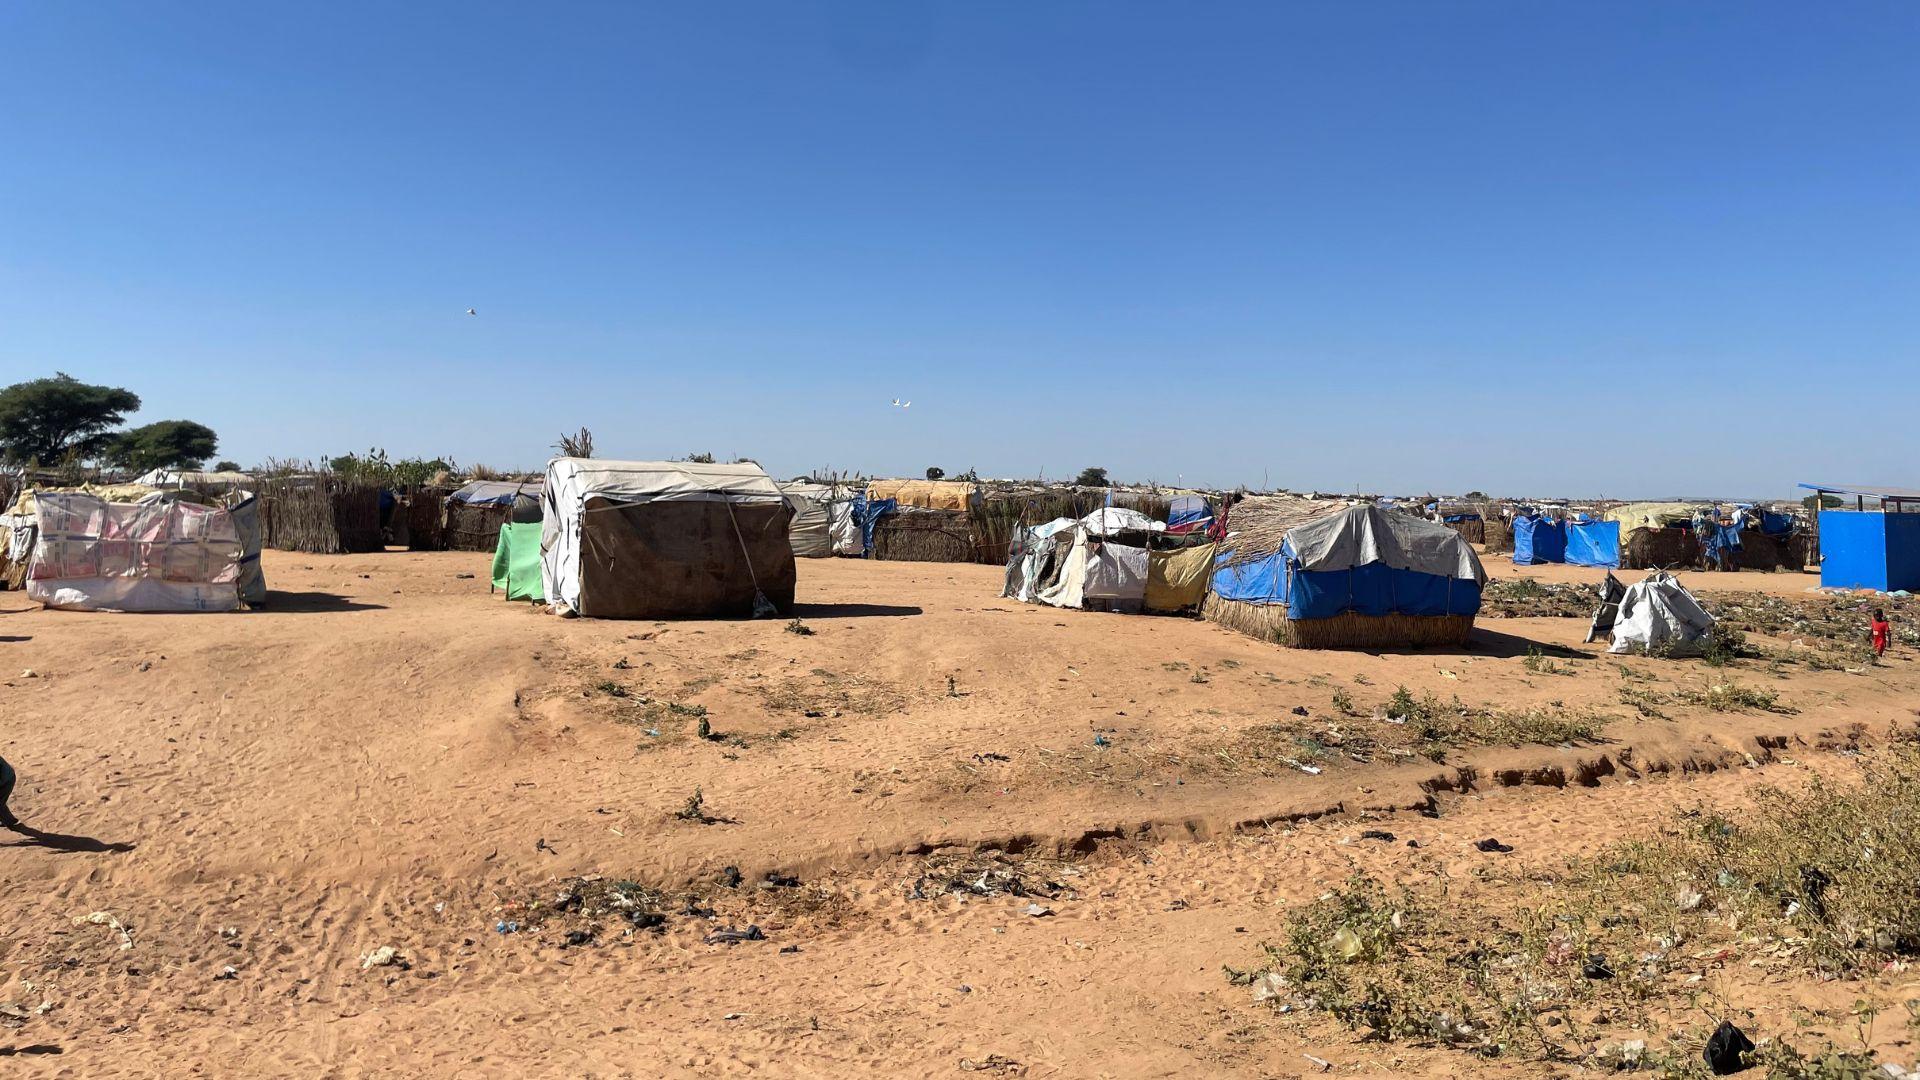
[1210,507,1484,619]
[1565,520,1620,568]
[854,497,895,556]
[1816,510,1920,592]
[1512,515,1567,565]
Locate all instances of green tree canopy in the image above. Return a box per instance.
[108,420,219,473]
[0,373,142,464]
[1074,466,1110,487]
[214,460,242,472]
[925,466,946,480]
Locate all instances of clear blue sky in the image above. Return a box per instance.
[2,3,1914,498]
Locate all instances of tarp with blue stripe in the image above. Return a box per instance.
[1209,547,1481,618]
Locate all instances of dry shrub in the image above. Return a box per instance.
[1249,748,1920,1066]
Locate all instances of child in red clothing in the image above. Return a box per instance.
[1871,608,1892,659]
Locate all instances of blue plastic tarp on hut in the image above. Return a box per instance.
[1564,521,1620,568]
[1512,515,1567,565]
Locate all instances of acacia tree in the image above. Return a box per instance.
[0,373,142,464]
[107,420,219,473]
[1074,466,1109,488]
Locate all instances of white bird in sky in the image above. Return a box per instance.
[890,398,911,408]
[466,308,477,316]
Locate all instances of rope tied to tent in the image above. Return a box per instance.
[721,497,780,619]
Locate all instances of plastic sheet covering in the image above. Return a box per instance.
[491,521,545,601]
[1512,515,1567,565]
[1080,507,1166,536]
[1608,572,1716,655]
[1146,542,1217,612]
[1287,505,1486,583]
[1083,542,1149,601]
[1564,520,1620,568]
[225,491,267,602]
[1038,530,1090,609]
[28,493,241,612]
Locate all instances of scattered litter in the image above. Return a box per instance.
[1359,830,1397,842]
[1290,706,1310,716]
[1023,903,1054,918]
[20,669,38,679]
[780,945,801,954]
[723,1012,745,1021]
[1303,1053,1334,1072]
[1251,972,1287,1003]
[562,929,593,948]
[73,911,133,951]
[1704,1020,1755,1074]
[1092,735,1111,748]
[1475,838,1515,853]
[702,924,766,945]
[360,946,407,970]
[959,1054,1024,1074]
[719,866,744,889]
[496,920,520,934]
[214,965,238,980]
[454,573,475,579]
[1583,954,1615,979]
[1327,926,1363,960]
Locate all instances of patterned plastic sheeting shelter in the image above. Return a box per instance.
[27,493,243,612]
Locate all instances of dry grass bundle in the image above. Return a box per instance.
[873,508,977,562]
[1218,495,1348,566]
[1623,525,1696,569]
[1482,513,1512,553]
[1200,595,1474,649]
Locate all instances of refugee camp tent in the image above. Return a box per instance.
[491,520,544,601]
[135,468,256,491]
[1145,542,1217,613]
[1205,504,1485,649]
[1512,515,1567,565]
[225,490,267,603]
[540,458,794,619]
[1608,573,1715,655]
[1001,517,1074,603]
[1565,520,1621,568]
[25,492,243,612]
[1166,494,1214,536]
[779,482,837,558]
[445,479,543,551]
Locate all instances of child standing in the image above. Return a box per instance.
[1871,608,1892,659]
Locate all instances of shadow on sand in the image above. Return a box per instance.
[2,825,136,854]
[253,591,388,614]
[790,602,924,619]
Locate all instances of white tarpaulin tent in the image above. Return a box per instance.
[1286,504,1488,584]
[540,458,792,618]
[134,468,256,490]
[1001,517,1075,603]
[1608,572,1716,655]
[1083,542,1149,605]
[778,482,862,558]
[27,493,242,612]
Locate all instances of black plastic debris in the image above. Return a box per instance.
[719,866,743,889]
[1703,1020,1754,1074]
[763,873,801,889]
[1582,955,1614,979]
[1291,706,1310,717]
[702,924,766,945]
[1798,865,1833,918]
[1475,838,1515,853]
[629,911,667,932]
[563,929,593,948]
[1359,830,1397,843]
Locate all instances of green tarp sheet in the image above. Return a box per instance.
[492,521,545,601]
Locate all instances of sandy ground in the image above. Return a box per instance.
[0,550,1913,1077]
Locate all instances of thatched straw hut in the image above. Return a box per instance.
[444,480,542,552]
[1206,503,1484,650]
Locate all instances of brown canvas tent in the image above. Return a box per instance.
[541,459,795,619]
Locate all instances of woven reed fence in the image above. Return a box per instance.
[445,500,512,552]
[873,509,978,562]
[1201,594,1475,649]
[260,476,384,554]
[1445,518,1487,545]
[405,488,449,551]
